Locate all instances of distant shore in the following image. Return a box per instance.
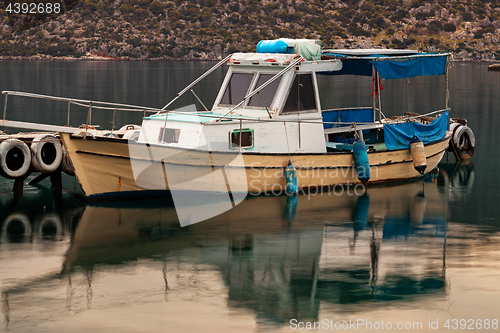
[0,54,218,61]
[0,54,499,63]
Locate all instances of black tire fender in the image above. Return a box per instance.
[452,125,475,160]
[30,134,63,173]
[0,139,31,178]
[60,145,75,176]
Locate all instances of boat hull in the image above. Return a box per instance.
[60,133,451,199]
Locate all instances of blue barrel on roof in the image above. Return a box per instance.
[257,40,294,54]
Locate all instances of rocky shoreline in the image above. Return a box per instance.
[1,1,499,63]
[0,52,499,62]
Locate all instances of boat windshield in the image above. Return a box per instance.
[247,74,282,108]
[220,73,254,106]
[220,72,282,109]
[282,73,317,113]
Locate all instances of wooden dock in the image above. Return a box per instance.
[0,131,75,199]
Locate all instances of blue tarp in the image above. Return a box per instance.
[321,53,449,79]
[384,109,449,150]
[322,108,374,129]
[371,56,448,79]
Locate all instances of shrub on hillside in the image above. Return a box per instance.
[405,38,416,45]
[462,12,473,21]
[427,20,443,33]
[149,1,165,16]
[443,23,456,32]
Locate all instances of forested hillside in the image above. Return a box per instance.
[0,0,499,60]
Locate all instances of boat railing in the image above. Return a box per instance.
[1,90,449,135]
[159,54,233,111]
[321,107,374,112]
[380,108,449,123]
[322,108,448,135]
[1,90,161,134]
[187,107,447,128]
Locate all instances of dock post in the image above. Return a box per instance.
[3,93,7,119]
[12,171,31,200]
[49,171,63,207]
[50,171,63,195]
[67,101,71,127]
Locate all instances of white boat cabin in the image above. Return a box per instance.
[140,45,450,155]
[140,53,347,154]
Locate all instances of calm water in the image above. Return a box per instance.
[0,61,499,332]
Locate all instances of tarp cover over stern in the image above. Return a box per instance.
[383,110,449,150]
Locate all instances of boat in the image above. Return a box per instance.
[1,39,475,206]
[488,63,500,71]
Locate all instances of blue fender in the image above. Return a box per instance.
[352,139,371,182]
[285,162,298,195]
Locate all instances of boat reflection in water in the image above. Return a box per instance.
[0,162,474,330]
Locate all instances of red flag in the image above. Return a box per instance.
[371,74,384,97]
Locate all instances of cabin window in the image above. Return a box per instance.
[282,74,317,113]
[220,73,254,106]
[247,74,282,108]
[159,128,181,143]
[230,128,254,149]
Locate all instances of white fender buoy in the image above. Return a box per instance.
[0,139,31,179]
[1,213,31,243]
[119,124,141,131]
[123,130,141,141]
[410,136,427,175]
[60,145,75,176]
[30,134,63,173]
[452,125,475,160]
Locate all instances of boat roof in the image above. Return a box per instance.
[321,50,451,79]
[229,52,301,66]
